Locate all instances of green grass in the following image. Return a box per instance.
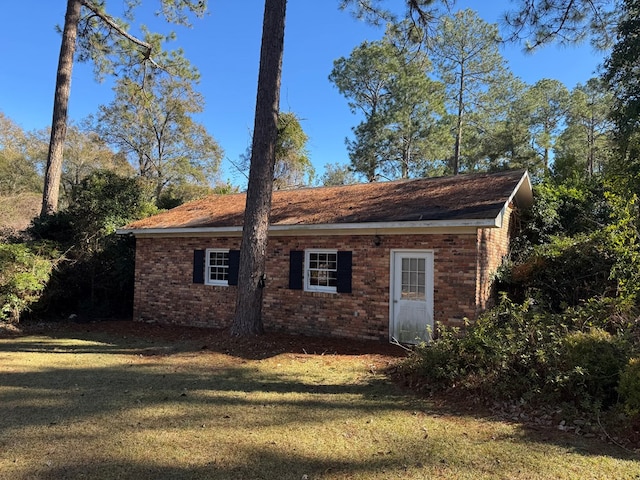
[0,324,638,480]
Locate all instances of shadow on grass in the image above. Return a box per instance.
[0,339,406,434]
[1,319,406,359]
[1,322,638,477]
[18,441,462,480]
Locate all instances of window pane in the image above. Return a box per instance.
[306,251,337,291]
[401,256,427,300]
[208,251,229,282]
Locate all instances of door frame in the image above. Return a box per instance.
[388,249,435,344]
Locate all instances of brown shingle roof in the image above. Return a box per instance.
[123,169,531,231]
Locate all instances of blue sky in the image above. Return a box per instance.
[0,1,605,186]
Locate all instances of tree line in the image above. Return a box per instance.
[328,10,614,184]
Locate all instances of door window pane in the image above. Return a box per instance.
[401,256,426,300]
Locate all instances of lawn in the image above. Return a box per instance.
[0,321,638,480]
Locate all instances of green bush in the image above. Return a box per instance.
[0,243,58,322]
[562,296,637,335]
[402,297,634,410]
[403,176,640,414]
[28,171,156,319]
[618,358,640,416]
[403,297,568,401]
[510,180,609,262]
[558,329,629,408]
[497,233,617,312]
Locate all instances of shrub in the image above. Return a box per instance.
[497,233,617,312]
[558,329,629,408]
[619,358,640,416]
[0,243,58,322]
[28,171,156,319]
[510,180,609,262]
[402,297,634,410]
[562,296,637,335]
[402,297,568,402]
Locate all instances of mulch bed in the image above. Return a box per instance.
[2,318,408,362]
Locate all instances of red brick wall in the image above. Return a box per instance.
[133,237,241,328]
[476,206,514,314]
[133,217,515,340]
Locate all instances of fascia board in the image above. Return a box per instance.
[117,217,500,238]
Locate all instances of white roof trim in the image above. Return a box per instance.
[492,170,533,229]
[117,216,500,237]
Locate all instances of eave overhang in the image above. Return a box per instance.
[116,216,502,238]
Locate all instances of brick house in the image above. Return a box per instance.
[118,169,532,343]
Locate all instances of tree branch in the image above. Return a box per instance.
[80,0,153,59]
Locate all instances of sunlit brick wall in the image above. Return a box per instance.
[132,220,514,341]
[475,205,515,315]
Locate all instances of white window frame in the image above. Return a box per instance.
[205,248,230,286]
[304,249,338,293]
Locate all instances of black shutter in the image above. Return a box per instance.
[289,250,304,290]
[228,250,240,286]
[193,250,205,284]
[336,251,352,293]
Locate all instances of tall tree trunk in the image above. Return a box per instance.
[41,0,81,216]
[231,0,287,336]
[588,115,595,177]
[453,71,464,175]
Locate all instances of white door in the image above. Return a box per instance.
[390,251,434,344]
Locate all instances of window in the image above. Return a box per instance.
[206,249,229,286]
[289,250,352,293]
[401,257,426,300]
[305,250,338,293]
[193,249,239,286]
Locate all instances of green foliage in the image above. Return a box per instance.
[604,192,640,302]
[513,180,608,252]
[0,243,57,322]
[559,329,629,407]
[75,0,208,82]
[500,178,640,312]
[96,70,223,203]
[60,123,134,203]
[499,233,617,312]
[273,112,314,189]
[604,0,640,149]
[29,171,155,318]
[0,112,42,196]
[562,296,638,335]
[321,162,358,186]
[403,297,634,410]
[618,358,640,416]
[329,23,447,180]
[524,79,570,172]
[404,298,567,401]
[553,78,614,181]
[431,9,510,174]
